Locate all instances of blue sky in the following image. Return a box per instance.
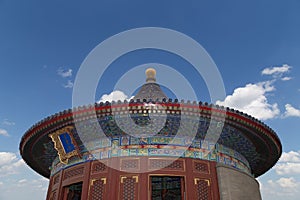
[0,1,300,199]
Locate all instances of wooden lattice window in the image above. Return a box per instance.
[149,159,184,171]
[63,167,84,180]
[193,161,209,173]
[194,178,210,200]
[92,162,107,173]
[89,178,106,200]
[166,160,184,170]
[121,159,139,171]
[120,176,138,200]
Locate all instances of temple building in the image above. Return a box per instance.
[20,68,281,200]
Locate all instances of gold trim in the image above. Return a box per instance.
[120,176,126,183]
[207,179,210,186]
[132,175,138,183]
[101,178,107,185]
[119,175,139,200]
[49,126,79,164]
[91,179,96,186]
[194,178,210,186]
[120,175,139,183]
[88,177,107,200]
[91,178,107,185]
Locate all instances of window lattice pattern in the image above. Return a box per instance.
[149,159,184,170]
[53,174,60,185]
[121,178,136,200]
[90,179,105,200]
[93,162,107,173]
[194,162,209,173]
[121,159,139,170]
[196,180,209,200]
[63,167,84,180]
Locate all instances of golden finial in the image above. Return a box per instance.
[145,68,156,83]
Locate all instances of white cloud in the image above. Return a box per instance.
[275,162,300,175]
[57,68,73,88]
[268,177,299,191]
[0,152,17,166]
[16,177,48,189]
[0,153,49,199]
[2,119,15,126]
[0,177,49,199]
[283,104,300,118]
[99,90,133,103]
[279,151,300,163]
[281,76,292,81]
[260,177,300,199]
[57,68,72,78]
[276,177,298,188]
[274,150,300,175]
[0,152,25,176]
[18,179,27,184]
[216,81,279,120]
[262,64,291,75]
[63,80,74,88]
[0,128,9,136]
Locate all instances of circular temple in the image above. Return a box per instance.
[19,68,281,200]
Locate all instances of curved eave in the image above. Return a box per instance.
[20,100,282,178]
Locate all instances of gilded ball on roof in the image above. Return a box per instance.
[145,68,156,83]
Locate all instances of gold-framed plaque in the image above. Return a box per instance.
[49,126,79,164]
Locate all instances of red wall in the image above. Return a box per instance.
[47,157,220,200]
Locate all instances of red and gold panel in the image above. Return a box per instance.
[194,178,211,200]
[47,157,219,200]
[119,175,139,200]
[89,178,107,200]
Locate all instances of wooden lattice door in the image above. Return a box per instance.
[119,175,139,200]
[89,178,107,200]
[194,178,211,200]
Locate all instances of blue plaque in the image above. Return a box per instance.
[59,132,76,154]
[49,126,80,164]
